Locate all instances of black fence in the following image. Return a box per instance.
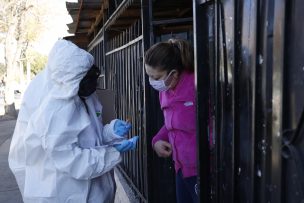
[104,20,147,202]
[83,0,304,202]
[90,41,105,89]
[89,1,149,201]
[194,0,304,202]
[88,0,193,202]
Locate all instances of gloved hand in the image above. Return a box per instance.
[114,136,139,152]
[113,119,132,137]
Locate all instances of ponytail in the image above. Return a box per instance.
[144,38,194,73]
[168,39,194,72]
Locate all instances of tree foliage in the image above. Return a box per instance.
[25,50,47,76]
[0,63,6,79]
[0,0,46,116]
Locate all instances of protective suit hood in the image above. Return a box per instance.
[47,39,94,99]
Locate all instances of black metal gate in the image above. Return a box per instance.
[87,1,149,202]
[104,19,148,202]
[194,0,304,202]
[66,0,304,202]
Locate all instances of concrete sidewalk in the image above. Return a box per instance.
[0,118,23,203]
[0,118,133,203]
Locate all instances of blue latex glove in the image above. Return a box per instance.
[114,136,139,152]
[114,119,132,137]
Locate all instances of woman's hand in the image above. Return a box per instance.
[153,140,172,158]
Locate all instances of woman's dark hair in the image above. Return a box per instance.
[144,38,194,73]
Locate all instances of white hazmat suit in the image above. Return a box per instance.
[8,40,123,202]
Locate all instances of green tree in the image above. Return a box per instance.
[0,63,6,80]
[0,0,45,117]
[25,50,47,76]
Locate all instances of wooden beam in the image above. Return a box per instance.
[155,24,193,34]
[64,34,89,49]
[153,10,182,17]
[104,0,109,10]
[120,8,141,18]
[178,8,191,17]
[79,10,100,17]
[87,3,105,36]
[75,0,84,34]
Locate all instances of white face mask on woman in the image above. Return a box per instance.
[149,70,176,92]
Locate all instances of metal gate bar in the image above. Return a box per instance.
[104,19,147,202]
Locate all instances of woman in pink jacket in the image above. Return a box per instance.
[144,38,198,203]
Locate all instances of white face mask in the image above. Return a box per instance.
[149,70,175,92]
[149,78,168,92]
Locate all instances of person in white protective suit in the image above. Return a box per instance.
[8,39,139,203]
